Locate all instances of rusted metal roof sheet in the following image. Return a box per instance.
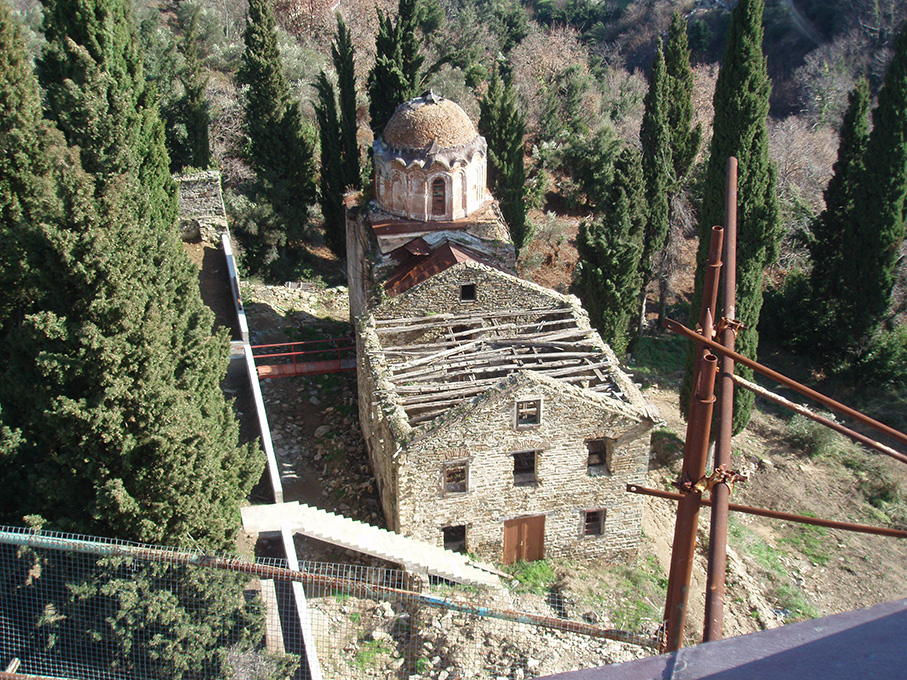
[383,241,500,297]
[389,237,432,263]
[540,598,907,680]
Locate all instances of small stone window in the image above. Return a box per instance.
[443,462,468,494]
[512,450,538,487]
[584,509,605,537]
[460,283,476,301]
[442,525,467,553]
[515,399,542,428]
[585,438,613,476]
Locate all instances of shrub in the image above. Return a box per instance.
[785,414,843,458]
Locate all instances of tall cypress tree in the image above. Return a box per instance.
[1,2,261,548]
[38,0,175,233]
[479,70,529,250]
[573,148,647,357]
[368,0,424,134]
[180,8,210,170]
[314,72,345,257]
[844,22,907,347]
[681,0,780,432]
[332,15,360,192]
[664,12,702,187]
[640,14,702,334]
[163,8,211,172]
[640,43,670,291]
[808,79,871,350]
[239,0,316,244]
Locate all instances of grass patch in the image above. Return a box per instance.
[354,639,392,669]
[608,555,668,631]
[779,513,831,566]
[728,519,818,622]
[630,334,687,378]
[505,559,556,595]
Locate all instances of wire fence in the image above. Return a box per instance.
[0,526,658,680]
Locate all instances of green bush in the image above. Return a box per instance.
[785,414,843,458]
[505,559,556,595]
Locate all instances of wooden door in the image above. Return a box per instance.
[502,515,545,564]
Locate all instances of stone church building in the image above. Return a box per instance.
[347,93,658,563]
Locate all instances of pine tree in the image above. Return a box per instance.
[681,0,780,433]
[314,72,346,257]
[808,79,871,350]
[1,2,261,548]
[332,15,360,192]
[38,0,176,233]
[479,70,529,250]
[368,0,424,134]
[844,22,907,347]
[572,148,647,357]
[239,0,316,244]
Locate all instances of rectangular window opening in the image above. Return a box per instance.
[442,525,467,553]
[513,450,538,487]
[443,463,468,494]
[459,283,476,301]
[584,509,605,536]
[585,438,613,476]
[515,399,542,428]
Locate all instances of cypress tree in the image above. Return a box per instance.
[681,0,780,433]
[38,0,176,233]
[639,43,670,288]
[640,15,702,334]
[808,79,871,350]
[163,8,211,172]
[368,0,424,134]
[179,8,210,170]
[479,70,529,250]
[239,0,316,244]
[844,22,907,347]
[332,15,360,192]
[0,2,261,548]
[572,148,647,357]
[664,12,702,186]
[314,72,345,257]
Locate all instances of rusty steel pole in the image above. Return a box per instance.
[662,227,725,653]
[704,158,738,641]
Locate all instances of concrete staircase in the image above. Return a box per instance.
[242,502,502,589]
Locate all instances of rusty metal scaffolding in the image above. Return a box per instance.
[654,157,907,653]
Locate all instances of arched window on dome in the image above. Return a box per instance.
[432,177,446,217]
[460,171,468,214]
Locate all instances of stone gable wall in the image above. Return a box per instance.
[374,262,575,321]
[393,377,651,561]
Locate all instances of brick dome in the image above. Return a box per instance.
[383,93,479,151]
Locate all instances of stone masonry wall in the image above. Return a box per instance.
[396,373,651,562]
[356,317,414,531]
[375,262,574,321]
[174,170,228,243]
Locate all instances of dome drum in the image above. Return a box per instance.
[374,93,489,222]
